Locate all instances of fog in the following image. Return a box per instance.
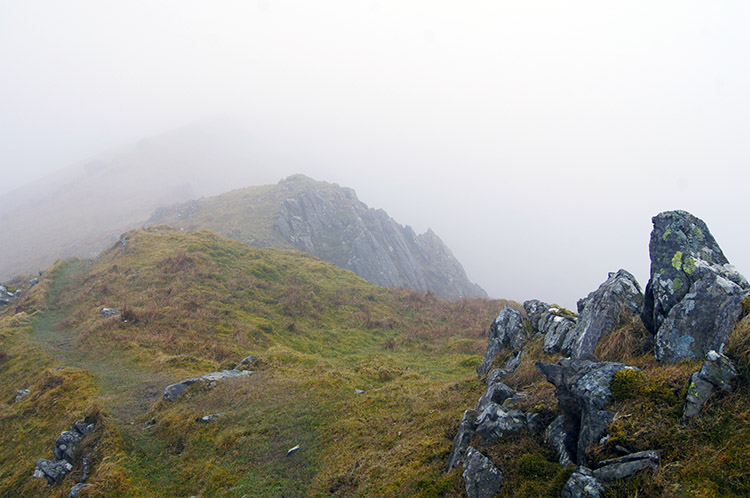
[2,1,749,308]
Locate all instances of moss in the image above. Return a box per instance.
[672,251,683,270]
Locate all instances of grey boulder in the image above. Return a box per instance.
[593,450,658,481]
[682,350,739,420]
[163,369,253,401]
[474,402,527,444]
[447,409,478,471]
[476,307,527,376]
[641,210,749,362]
[564,270,643,358]
[562,466,605,498]
[463,446,504,498]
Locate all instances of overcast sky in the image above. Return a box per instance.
[2,1,749,308]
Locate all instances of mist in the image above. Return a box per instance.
[2,1,749,308]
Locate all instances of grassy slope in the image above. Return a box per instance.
[0,226,510,497]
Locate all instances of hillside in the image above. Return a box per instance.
[147,174,487,300]
[0,227,506,497]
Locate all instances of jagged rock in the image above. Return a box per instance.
[100,307,121,317]
[683,350,739,420]
[536,358,637,464]
[462,447,504,498]
[195,413,224,423]
[272,176,487,300]
[593,450,659,481]
[475,382,515,412]
[562,466,605,498]
[540,308,578,354]
[525,412,546,435]
[163,369,253,401]
[447,409,478,471]
[523,299,549,332]
[14,389,30,402]
[563,270,643,358]
[641,210,750,362]
[474,402,527,444]
[34,458,73,485]
[69,483,89,497]
[476,307,527,376]
[546,415,575,466]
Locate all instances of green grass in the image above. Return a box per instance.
[0,226,505,497]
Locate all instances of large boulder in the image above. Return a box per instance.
[563,270,643,358]
[641,211,749,362]
[536,358,638,465]
[476,307,527,376]
[462,447,504,498]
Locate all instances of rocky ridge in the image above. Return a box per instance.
[148,175,486,300]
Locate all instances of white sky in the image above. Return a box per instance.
[2,0,749,307]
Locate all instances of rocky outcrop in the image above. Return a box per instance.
[447,409,478,471]
[273,176,486,300]
[462,447,504,498]
[476,307,527,376]
[0,284,19,306]
[682,350,739,420]
[524,300,578,354]
[641,211,749,362]
[563,270,643,358]
[163,369,253,402]
[536,358,638,465]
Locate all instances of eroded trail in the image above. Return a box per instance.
[29,261,172,424]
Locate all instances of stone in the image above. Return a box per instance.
[562,466,605,498]
[641,211,749,362]
[485,351,523,384]
[475,381,515,412]
[69,483,90,497]
[563,270,643,358]
[35,458,73,485]
[682,350,739,420]
[546,415,575,466]
[474,402,526,444]
[54,431,83,463]
[462,446,504,498]
[354,389,366,395]
[540,307,578,354]
[100,307,121,317]
[195,413,224,423]
[235,355,258,370]
[536,358,637,464]
[447,409,478,471]
[593,450,658,481]
[523,299,550,332]
[14,389,30,403]
[476,307,527,376]
[163,370,253,401]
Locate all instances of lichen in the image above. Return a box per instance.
[672,278,683,291]
[662,229,673,241]
[683,255,696,275]
[692,227,704,242]
[672,251,683,270]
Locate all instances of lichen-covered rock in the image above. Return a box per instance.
[54,431,83,463]
[536,358,638,464]
[593,450,658,481]
[641,211,750,362]
[447,409,478,471]
[474,402,527,444]
[69,483,90,497]
[485,351,523,384]
[563,270,643,358]
[562,466,605,498]
[34,418,96,486]
[540,308,578,354]
[682,350,739,420]
[523,299,549,332]
[34,458,73,485]
[462,447,504,498]
[476,307,527,376]
[100,307,121,317]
